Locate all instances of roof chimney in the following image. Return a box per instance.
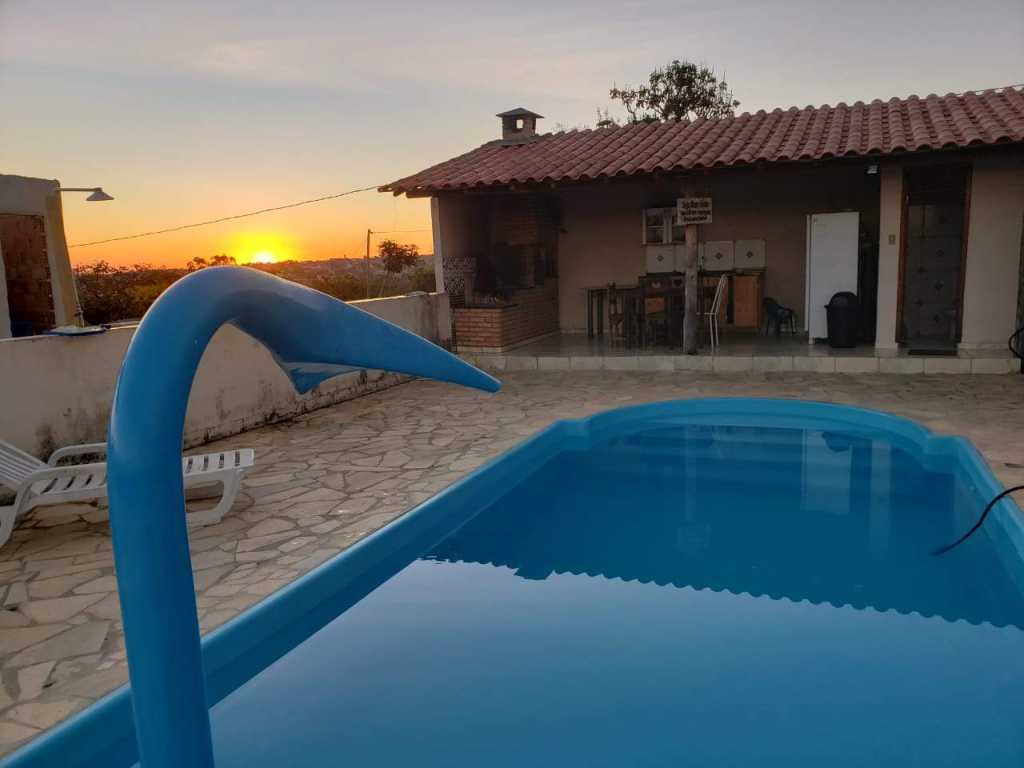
[497,108,543,145]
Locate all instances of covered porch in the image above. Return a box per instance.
[435,159,888,355]
[429,152,1024,363]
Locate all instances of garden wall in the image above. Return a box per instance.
[0,292,452,457]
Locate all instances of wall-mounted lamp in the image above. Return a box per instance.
[866,164,879,176]
[58,187,114,201]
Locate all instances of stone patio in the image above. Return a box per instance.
[464,332,1021,375]
[2,370,1024,755]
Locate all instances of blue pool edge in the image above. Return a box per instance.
[4,397,1022,768]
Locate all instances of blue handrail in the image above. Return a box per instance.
[106,268,498,768]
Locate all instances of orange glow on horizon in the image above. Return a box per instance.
[62,197,434,269]
[230,232,294,265]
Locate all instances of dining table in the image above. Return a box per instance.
[586,280,697,348]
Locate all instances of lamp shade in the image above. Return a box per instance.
[86,188,114,201]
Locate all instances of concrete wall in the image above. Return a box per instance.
[0,292,452,458]
[555,165,879,332]
[435,194,487,302]
[961,152,1024,348]
[875,163,903,349]
[555,182,648,332]
[0,175,81,334]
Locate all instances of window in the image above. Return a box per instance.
[643,208,686,245]
[670,216,686,244]
[643,208,667,244]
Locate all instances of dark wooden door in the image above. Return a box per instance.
[900,166,969,345]
[0,214,54,336]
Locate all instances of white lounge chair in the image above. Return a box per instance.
[0,440,254,547]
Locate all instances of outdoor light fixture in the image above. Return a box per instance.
[58,186,114,201]
[866,164,879,175]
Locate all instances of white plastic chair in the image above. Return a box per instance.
[0,440,254,547]
[703,275,728,352]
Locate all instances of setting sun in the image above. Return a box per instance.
[224,231,296,265]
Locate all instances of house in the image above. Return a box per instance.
[382,88,1024,357]
[0,174,82,337]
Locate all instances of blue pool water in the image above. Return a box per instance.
[206,409,1024,767]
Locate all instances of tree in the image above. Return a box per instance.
[74,262,181,324]
[609,60,739,123]
[409,265,436,293]
[376,240,420,296]
[185,253,235,272]
[594,107,619,129]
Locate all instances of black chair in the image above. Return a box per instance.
[763,297,797,337]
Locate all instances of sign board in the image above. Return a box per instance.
[677,197,712,225]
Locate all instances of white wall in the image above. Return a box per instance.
[0,292,452,457]
[0,175,57,215]
[0,174,80,333]
[961,153,1024,349]
[430,196,446,293]
[554,166,879,333]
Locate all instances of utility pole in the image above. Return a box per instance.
[365,228,372,299]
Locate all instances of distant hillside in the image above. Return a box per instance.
[73,255,435,325]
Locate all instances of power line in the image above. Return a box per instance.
[68,184,383,248]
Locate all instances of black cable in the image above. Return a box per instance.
[68,184,381,248]
[1008,325,1024,361]
[932,484,1024,555]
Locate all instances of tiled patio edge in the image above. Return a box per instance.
[461,353,1020,375]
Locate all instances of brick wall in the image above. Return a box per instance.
[0,214,54,336]
[453,279,558,351]
[492,195,543,246]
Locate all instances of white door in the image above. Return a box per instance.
[805,212,859,340]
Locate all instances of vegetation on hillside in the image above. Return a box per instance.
[74,248,434,325]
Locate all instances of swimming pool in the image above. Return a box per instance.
[210,400,1024,768]
[11,398,1024,767]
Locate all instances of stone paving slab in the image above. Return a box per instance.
[2,370,1024,755]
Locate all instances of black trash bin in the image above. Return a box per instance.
[825,292,859,348]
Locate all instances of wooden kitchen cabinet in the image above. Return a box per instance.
[731,273,763,329]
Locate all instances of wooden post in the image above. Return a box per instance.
[365,228,372,299]
[683,223,699,354]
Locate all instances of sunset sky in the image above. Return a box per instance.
[2,0,1021,267]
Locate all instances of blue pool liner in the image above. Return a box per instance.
[3,267,1021,768]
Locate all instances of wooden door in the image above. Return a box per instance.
[900,165,969,345]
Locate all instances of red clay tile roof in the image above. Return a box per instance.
[382,88,1024,196]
